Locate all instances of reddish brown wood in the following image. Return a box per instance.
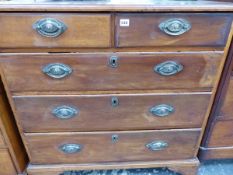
[0,149,17,175]
[116,13,233,47]
[200,147,233,160]
[0,52,223,93]
[26,159,199,175]
[218,77,233,120]
[25,129,201,164]
[13,93,211,132]
[0,132,5,148]
[206,120,233,147]
[0,13,111,48]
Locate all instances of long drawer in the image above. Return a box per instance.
[0,13,111,48]
[115,13,233,47]
[14,93,210,132]
[0,52,222,92]
[25,129,200,164]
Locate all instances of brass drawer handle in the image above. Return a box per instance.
[59,144,82,154]
[159,18,191,36]
[52,105,79,120]
[42,63,72,79]
[150,104,174,117]
[33,18,67,37]
[154,61,183,76]
[146,141,168,151]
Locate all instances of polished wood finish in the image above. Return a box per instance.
[0,1,232,173]
[27,159,199,175]
[0,79,28,173]
[0,132,6,147]
[0,13,111,48]
[14,93,211,132]
[200,147,233,160]
[206,120,233,147]
[0,52,223,93]
[0,0,233,12]
[218,76,233,120]
[0,149,17,175]
[25,129,200,164]
[116,13,233,47]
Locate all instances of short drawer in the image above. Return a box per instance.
[0,149,17,175]
[0,52,222,92]
[0,13,111,48]
[0,132,5,147]
[116,13,232,47]
[207,120,233,148]
[13,93,210,132]
[218,77,233,120]
[25,129,200,164]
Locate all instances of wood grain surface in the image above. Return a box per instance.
[0,52,223,93]
[0,13,111,48]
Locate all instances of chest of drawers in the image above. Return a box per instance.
[0,1,233,175]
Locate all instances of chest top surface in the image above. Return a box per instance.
[0,0,233,12]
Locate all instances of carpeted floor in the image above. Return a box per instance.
[59,159,233,175]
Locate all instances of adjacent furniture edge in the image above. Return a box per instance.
[0,78,28,173]
[199,34,233,161]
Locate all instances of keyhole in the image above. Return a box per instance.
[112,134,119,143]
[111,97,119,107]
[109,56,118,68]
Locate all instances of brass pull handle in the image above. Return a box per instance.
[42,63,72,79]
[33,18,67,37]
[52,105,79,120]
[154,61,183,76]
[159,18,191,36]
[146,141,168,151]
[150,104,174,117]
[59,144,82,154]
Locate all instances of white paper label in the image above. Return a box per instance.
[120,19,130,27]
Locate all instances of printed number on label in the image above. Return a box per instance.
[120,19,130,27]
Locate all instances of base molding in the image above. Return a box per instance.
[27,158,199,175]
[199,146,233,160]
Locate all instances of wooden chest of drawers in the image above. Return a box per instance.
[0,1,233,175]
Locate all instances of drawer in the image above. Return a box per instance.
[219,77,233,120]
[0,13,111,48]
[0,149,17,175]
[25,129,200,164]
[14,93,210,132]
[0,132,5,147]
[115,13,233,47]
[0,52,222,92]
[207,120,233,148]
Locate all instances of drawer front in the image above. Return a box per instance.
[0,132,5,147]
[14,93,210,132]
[207,120,233,148]
[25,129,200,164]
[219,77,233,120]
[0,13,111,48]
[0,149,17,175]
[116,13,232,47]
[0,52,222,92]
